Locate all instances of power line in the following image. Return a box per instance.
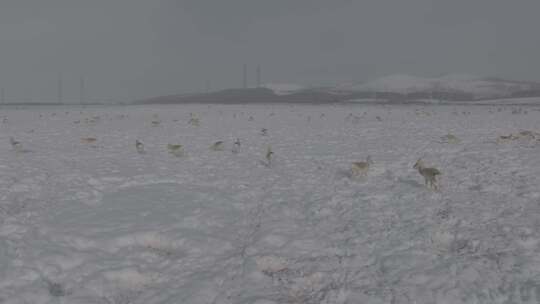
[256,65,262,88]
[243,63,247,89]
[57,72,63,103]
[80,76,85,104]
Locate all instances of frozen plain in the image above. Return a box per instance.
[1,103,540,303]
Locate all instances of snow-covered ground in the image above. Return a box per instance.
[1,103,540,303]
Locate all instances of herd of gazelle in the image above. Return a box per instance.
[350,156,441,190]
[9,132,438,189]
[12,106,539,191]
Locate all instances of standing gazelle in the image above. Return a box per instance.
[10,137,22,152]
[351,156,373,177]
[232,138,241,154]
[413,159,441,190]
[135,140,145,154]
[265,146,274,166]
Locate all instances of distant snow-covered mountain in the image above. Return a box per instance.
[339,74,540,100]
[137,74,540,105]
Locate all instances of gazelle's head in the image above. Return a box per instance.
[366,155,373,164]
[413,159,424,169]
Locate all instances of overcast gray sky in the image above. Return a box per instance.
[1,0,539,102]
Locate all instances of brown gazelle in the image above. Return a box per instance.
[413,159,441,190]
[167,144,184,157]
[265,146,274,166]
[136,140,145,154]
[232,138,241,154]
[10,137,22,152]
[81,137,97,144]
[351,156,373,178]
[210,141,225,151]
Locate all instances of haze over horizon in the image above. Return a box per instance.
[1,0,539,102]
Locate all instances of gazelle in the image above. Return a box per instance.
[439,134,460,144]
[188,117,200,126]
[210,141,225,151]
[167,144,185,157]
[351,156,373,177]
[136,140,145,154]
[496,134,519,144]
[232,138,241,154]
[413,159,441,190]
[10,137,22,152]
[518,130,539,140]
[81,137,97,144]
[265,146,274,166]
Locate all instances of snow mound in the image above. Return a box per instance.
[260,83,305,95]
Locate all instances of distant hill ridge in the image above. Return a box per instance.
[137,75,540,104]
[135,87,344,105]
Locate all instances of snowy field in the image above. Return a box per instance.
[1,103,540,303]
